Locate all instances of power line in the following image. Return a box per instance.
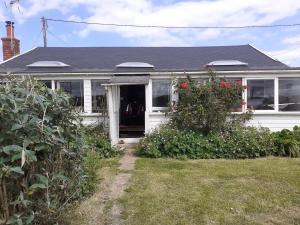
[45,18,300,29]
[47,29,69,46]
[30,28,43,48]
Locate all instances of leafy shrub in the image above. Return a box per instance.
[139,126,276,159]
[0,77,84,224]
[138,126,216,159]
[220,126,276,158]
[272,126,300,157]
[82,125,121,158]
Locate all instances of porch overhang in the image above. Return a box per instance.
[102,75,150,86]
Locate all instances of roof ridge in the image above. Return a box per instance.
[248,44,289,67]
[36,44,250,49]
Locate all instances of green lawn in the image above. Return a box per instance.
[121,158,300,225]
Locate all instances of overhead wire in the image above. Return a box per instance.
[45,18,300,29]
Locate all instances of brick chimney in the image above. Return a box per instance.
[1,21,20,61]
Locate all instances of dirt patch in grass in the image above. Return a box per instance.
[121,158,300,225]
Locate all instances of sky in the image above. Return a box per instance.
[0,0,300,66]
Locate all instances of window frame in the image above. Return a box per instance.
[278,77,300,112]
[91,79,108,114]
[56,80,84,112]
[151,79,172,112]
[244,77,276,113]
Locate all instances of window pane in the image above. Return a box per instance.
[225,78,242,112]
[247,79,274,110]
[92,80,107,113]
[40,80,52,89]
[279,78,300,111]
[152,80,171,107]
[60,80,84,110]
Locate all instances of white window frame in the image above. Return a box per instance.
[151,79,172,112]
[90,79,108,115]
[244,77,276,113]
[56,79,85,112]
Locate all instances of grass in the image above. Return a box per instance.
[121,158,300,225]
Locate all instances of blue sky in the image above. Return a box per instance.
[1,0,300,66]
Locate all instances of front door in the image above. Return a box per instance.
[119,85,145,138]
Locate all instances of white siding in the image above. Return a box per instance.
[81,115,108,126]
[144,113,300,133]
[247,114,300,131]
[146,113,169,133]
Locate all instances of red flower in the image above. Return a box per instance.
[220,81,231,88]
[180,81,189,89]
[243,85,247,90]
[236,80,242,86]
[241,100,246,106]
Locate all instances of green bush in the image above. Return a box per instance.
[0,77,84,224]
[82,125,121,158]
[220,126,276,159]
[138,126,215,159]
[272,126,300,157]
[139,126,276,159]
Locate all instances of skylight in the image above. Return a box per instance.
[206,60,248,67]
[116,62,154,68]
[27,61,70,68]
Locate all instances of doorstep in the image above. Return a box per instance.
[118,138,141,144]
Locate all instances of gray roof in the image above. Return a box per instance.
[0,45,289,73]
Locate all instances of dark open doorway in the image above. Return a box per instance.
[119,85,145,138]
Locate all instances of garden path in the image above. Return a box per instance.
[109,144,137,225]
[70,144,137,225]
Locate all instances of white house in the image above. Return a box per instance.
[1,21,300,144]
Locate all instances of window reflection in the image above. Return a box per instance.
[59,80,84,111]
[92,80,107,113]
[247,79,274,110]
[279,78,300,111]
[40,80,52,89]
[152,80,171,107]
[225,78,242,112]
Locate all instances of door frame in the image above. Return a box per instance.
[107,84,147,144]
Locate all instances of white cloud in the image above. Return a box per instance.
[267,46,300,67]
[283,34,300,45]
[8,0,300,44]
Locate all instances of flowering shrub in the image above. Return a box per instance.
[170,71,251,134]
[138,71,285,159]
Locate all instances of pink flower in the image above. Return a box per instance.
[180,81,189,89]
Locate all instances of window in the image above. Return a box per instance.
[92,80,107,113]
[225,78,243,112]
[247,79,274,110]
[59,80,84,111]
[152,80,171,108]
[279,78,300,111]
[40,80,52,89]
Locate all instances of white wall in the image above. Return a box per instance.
[144,113,300,133]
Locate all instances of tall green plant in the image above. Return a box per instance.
[169,71,252,134]
[0,77,84,224]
